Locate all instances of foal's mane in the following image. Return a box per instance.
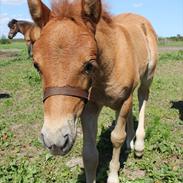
[8,19,33,28]
[51,0,113,24]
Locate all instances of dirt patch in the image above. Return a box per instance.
[0,49,20,60]
[66,156,83,168]
[123,168,145,180]
[0,122,43,160]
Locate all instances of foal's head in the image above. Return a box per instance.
[28,0,101,155]
[8,19,18,39]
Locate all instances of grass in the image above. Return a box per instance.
[159,50,183,61]
[0,41,26,50]
[0,41,183,183]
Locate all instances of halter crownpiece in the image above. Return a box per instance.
[43,86,89,103]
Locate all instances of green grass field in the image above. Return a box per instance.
[158,40,183,47]
[0,41,183,183]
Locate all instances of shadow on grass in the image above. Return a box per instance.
[0,93,11,99]
[77,116,138,182]
[170,101,183,121]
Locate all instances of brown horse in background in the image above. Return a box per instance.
[27,0,158,182]
[8,19,40,57]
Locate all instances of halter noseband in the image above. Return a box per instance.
[43,86,89,103]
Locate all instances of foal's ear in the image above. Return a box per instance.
[82,0,102,25]
[27,0,51,28]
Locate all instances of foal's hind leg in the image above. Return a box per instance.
[134,79,152,157]
[107,95,132,183]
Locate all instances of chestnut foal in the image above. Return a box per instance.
[8,19,40,57]
[27,0,157,182]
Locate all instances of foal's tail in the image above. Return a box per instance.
[142,21,158,81]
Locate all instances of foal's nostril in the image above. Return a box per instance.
[62,134,69,149]
[64,133,69,139]
[64,133,70,141]
[47,144,56,150]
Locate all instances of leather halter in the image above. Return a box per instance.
[43,86,89,103]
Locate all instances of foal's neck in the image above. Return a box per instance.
[95,19,116,77]
[17,22,33,35]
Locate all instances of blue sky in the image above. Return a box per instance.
[0,0,183,38]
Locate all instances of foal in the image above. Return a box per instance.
[27,0,158,182]
[8,19,40,57]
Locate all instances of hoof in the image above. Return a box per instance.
[107,174,119,183]
[135,150,144,158]
[134,139,144,158]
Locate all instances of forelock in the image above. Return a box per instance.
[51,0,82,20]
[8,19,17,28]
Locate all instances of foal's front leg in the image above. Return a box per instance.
[26,41,33,57]
[81,102,101,183]
[107,95,132,183]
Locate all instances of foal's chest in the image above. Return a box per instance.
[90,83,131,109]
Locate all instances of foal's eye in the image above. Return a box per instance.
[84,62,94,74]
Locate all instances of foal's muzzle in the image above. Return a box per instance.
[40,118,78,156]
[8,34,13,39]
[40,131,72,156]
